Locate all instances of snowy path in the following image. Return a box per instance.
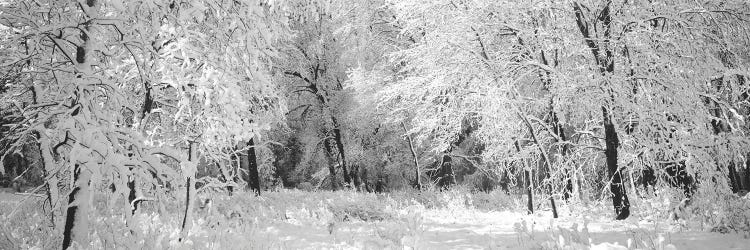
[266,208,749,249]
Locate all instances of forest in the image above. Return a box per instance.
[1,0,750,249]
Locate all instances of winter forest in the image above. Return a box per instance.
[1,0,750,249]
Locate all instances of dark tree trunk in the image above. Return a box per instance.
[63,3,96,246]
[125,154,143,216]
[324,114,350,188]
[573,1,629,220]
[331,125,350,186]
[179,142,197,242]
[246,138,260,196]
[141,81,153,120]
[563,171,574,201]
[515,141,534,214]
[127,176,138,214]
[604,107,630,220]
[431,118,478,189]
[62,164,91,250]
[414,165,422,190]
[550,197,558,218]
[179,175,193,242]
[526,168,534,215]
[549,189,559,218]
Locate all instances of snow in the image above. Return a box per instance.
[1,189,749,249]
[258,206,749,249]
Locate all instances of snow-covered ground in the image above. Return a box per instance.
[263,205,749,249]
[1,189,749,249]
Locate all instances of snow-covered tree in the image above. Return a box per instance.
[0,0,289,247]
[346,0,750,219]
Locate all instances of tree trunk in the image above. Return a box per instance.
[526,168,534,214]
[127,176,140,214]
[125,169,143,237]
[550,196,558,218]
[332,129,349,185]
[288,63,350,189]
[515,141,534,214]
[538,48,574,202]
[324,138,338,190]
[213,159,234,196]
[62,163,91,250]
[331,116,350,187]
[402,122,421,190]
[179,142,197,242]
[519,112,558,218]
[603,107,630,220]
[38,125,62,229]
[563,169,574,200]
[129,76,154,207]
[573,1,629,219]
[246,138,261,196]
[63,2,97,247]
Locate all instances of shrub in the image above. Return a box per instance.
[328,195,393,222]
[472,189,517,211]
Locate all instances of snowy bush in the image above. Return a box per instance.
[328,198,393,222]
[472,189,518,211]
